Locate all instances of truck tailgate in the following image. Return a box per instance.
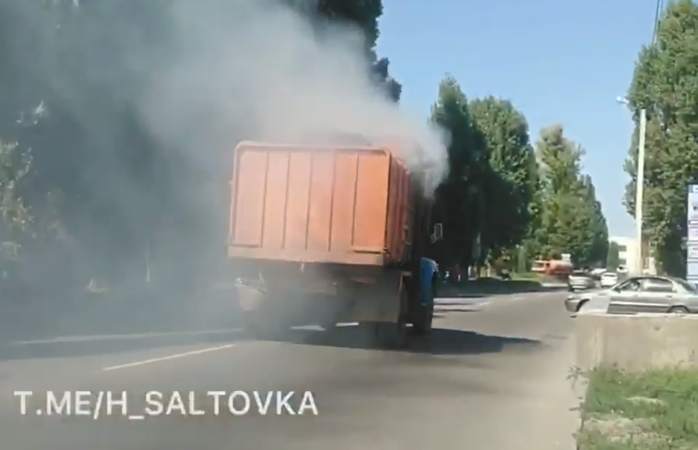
[228,142,412,266]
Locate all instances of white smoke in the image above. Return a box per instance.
[3,0,451,290]
[0,0,452,345]
[138,0,449,192]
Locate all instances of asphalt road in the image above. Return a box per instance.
[0,290,578,450]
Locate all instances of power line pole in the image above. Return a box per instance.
[617,97,648,274]
[625,0,658,274]
[635,108,647,274]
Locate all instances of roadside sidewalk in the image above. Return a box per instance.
[517,333,583,450]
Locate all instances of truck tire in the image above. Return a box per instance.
[412,279,435,336]
[376,287,408,348]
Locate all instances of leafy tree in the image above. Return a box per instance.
[0,0,404,293]
[607,241,620,271]
[286,0,382,47]
[315,0,401,100]
[469,97,538,261]
[286,0,401,101]
[580,175,609,266]
[521,153,545,267]
[0,141,32,240]
[623,0,698,276]
[369,52,402,102]
[534,124,607,266]
[430,75,484,268]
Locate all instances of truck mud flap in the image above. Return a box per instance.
[339,272,403,324]
[235,279,266,312]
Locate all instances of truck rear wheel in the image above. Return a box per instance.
[412,279,435,336]
[412,304,434,336]
[375,288,408,348]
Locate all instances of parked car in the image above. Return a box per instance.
[568,270,596,291]
[565,275,698,315]
[599,272,619,288]
[590,268,607,276]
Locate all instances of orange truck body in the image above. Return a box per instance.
[532,259,573,276]
[227,140,439,344]
[228,141,415,267]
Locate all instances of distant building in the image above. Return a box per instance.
[609,236,656,274]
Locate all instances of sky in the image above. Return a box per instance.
[376,0,660,239]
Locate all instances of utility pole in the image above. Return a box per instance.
[635,108,647,275]
[617,97,648,275]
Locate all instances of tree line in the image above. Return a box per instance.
[623,0,698,277]
[430,78,608,272]
[0,0,608,297]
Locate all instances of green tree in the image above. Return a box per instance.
[469,96,538,261]
[0,0,401,290]
[534,124,606,266]
[623,0,698,276]
[580,175,609,266]
[430,75,484,268]
[0,141,33,240]
[521,153,545,267]
[286,0,401,101]
[369,52,402,102]
[606,241,620,271]
[316,0,401,101]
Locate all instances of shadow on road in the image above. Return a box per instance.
[271,326,544,356]
[410,328,542,356]
[0,283,546,362]
[0,323,543,361]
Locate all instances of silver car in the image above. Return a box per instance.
[565,275,698,315]
[568,270,597,291]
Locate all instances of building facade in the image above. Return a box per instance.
[608,236,656,274]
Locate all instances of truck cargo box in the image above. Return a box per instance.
[228,141,414,266]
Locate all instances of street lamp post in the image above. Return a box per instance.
[617,97,647,274]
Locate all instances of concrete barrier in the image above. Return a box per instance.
[576,313,698,371]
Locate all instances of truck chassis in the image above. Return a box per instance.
[234,257,438,348]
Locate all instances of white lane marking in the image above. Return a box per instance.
[435,297,490,305]
[11,328,243,345]
[435,298,491,312]
[102,344,236,371]
[435,303,489,311]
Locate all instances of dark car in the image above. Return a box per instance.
[568,270,596,292]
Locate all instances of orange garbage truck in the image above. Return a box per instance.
[228,140,443,348]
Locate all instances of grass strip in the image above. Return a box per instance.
[579,367,698,449]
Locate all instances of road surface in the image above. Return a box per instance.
[0,290,578,450]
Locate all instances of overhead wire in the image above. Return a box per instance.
[651,0,664,44]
